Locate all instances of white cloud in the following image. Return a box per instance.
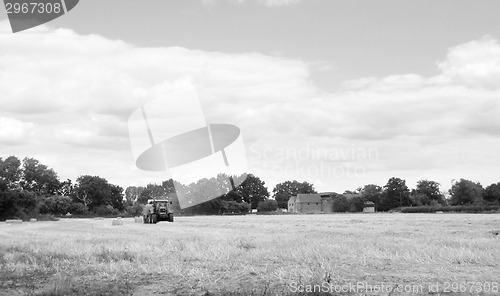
[0,117,34,145]
[437,35,500,90]
[1,20,499,193]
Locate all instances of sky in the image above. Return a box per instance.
[1,0,500,195]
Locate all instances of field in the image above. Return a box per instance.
[0,213,499,296]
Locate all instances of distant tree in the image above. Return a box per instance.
[410,192,431,206]
[0,156,22,189]
[39,195,73,215]
[273,180,316,209]
[343,188,361,194]
[73,175,124,212]
[125,203,144,216]
[94,204,119,216]
[68,202,88,215]
[216,173,236,195]
[0,189,17,220]
[449,179,484,205]
[21,157,60,196]
[0,190,38,220]
[348,195,365,212]
[179,178,225,214]
[332,195,349,212]
[223,201,251,214]
[257,200,278,212]
[124,186,143,206]
[379,177,411,211]
[413,180,445,205]
[233,174,269,209]
[360,184,383,209]
[137,184,168,204]
[57,179,74,197]
[483,182,500,205]
[109,184,125,211]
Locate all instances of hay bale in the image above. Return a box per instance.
[134,216,143,223]
[112,219,123,226]
[6,219,23,224]
[436,211,444,214]
[29,218,37,222]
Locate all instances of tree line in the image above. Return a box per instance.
[329,177,500,212]
[0,156,125,220]
[2,154,499,220]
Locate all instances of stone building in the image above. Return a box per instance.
[288,194,322,213]
[288,192,367,213]
[363,201,375,212]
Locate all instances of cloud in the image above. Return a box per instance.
[1,20,499,193]
[0,117,34,145]
[0,20,315,188]
[437,36,500,90]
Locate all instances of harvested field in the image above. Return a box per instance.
[0,213,499,295]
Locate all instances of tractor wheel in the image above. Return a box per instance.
[168,213,174,222]
[152,214,158,224]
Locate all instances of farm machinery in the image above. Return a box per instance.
[143,199,174,224]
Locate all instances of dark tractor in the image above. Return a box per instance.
[143,199,174,224]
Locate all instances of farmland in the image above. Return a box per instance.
[0,213,499,295]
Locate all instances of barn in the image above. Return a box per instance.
[287,192,366,213]
[363,201,375,212]
[288,194,322,213]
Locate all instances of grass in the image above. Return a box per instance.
[0,213,499,295]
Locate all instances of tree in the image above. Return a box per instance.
[125,186,144,206]
[233,174,269,209]
[483,182,500,205]
[410,192,431,206]
[57,179,74,197]
[21,157,60,196]
[360,184,383,210]
[0,189,17,220]
[413,180,445,205]
[109,184,125,211]
[74,175,124,212]
[137,183,169,204]
[223,201,251,214]
[449,179,484,205]
[0,156,22,189]
[348,195,365,212]
[39,195,73,215]
[257,200,278,212]
[332,195,349,212]
[0,190,37,220]
[273,180,316,209]
[379,177,411,211]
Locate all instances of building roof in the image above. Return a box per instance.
[296,193,321,203]
[288,195,297,203]
[319,192,337,198]
[364,201,375,206]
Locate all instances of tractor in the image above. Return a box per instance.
[143,199,174,224]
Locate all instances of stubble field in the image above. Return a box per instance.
[0,213,499,296]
